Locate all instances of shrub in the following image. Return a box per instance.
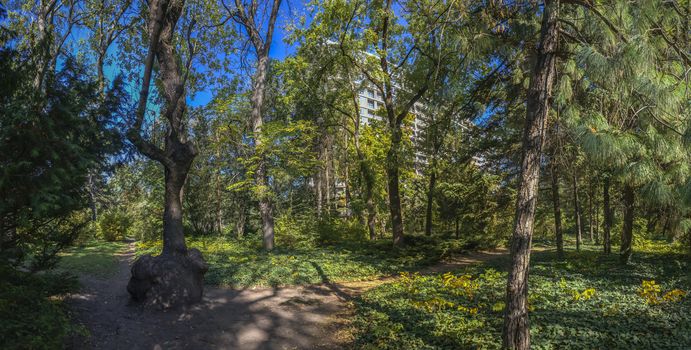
[0,265,80,349]
[96,209,131,242]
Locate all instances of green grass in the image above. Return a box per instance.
[352,246,691,349]
[57,240,128,278]
[136,235,471,288]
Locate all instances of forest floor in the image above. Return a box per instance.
[65,242,509,350]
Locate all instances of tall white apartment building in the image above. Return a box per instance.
[356,86,429,174]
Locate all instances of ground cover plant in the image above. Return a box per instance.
[0,265,80,350]
[353,244,691,349]
[136,235,471,288]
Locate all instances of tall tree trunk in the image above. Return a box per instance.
[236,200,246,239]
[232,0,282,250]
[126,0,207,308]
[349,78,377,240]
[551,164,564,259]
[588,177,594,242]
[455,216,460,238]
[594,182,600,245]
[386,125,405,246]
[572,173,582,252]
[424,161,437,236]
[315,171,323,217]
[502,1,558,349]
[603,177,612,254]
[620,185,635,264]
[251,54,274,251]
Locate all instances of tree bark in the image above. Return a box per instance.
[126,0,207,308]
[502,1,559,349]
[551,164,564,259]
[594,182,600,245]
[386,124,405,246]
[425,159,437,236]
[162,167,190,255]
[588,177,594,242]
[572,172,582,252]
[620,185,635,264]
[236,200,246,239]
[455,216,460,238]
[603,177,612,254]
[231,0,282,250]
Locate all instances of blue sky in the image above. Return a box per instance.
[187,1,309,107]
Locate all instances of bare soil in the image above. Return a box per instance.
[67,244,507,350]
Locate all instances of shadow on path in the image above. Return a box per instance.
[67,244,513,349]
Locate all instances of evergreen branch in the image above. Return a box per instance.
[563,0,629,44]
[651,23,691,67]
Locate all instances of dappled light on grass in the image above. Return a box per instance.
[57,240,129,278]
[136,236,471,288]
[353,249,691,349]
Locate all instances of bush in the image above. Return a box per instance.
[0,265,80,349]
[96,209,131,242]
[275,212,319,249]
[317,216,368,243]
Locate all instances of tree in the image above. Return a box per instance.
[502,0,559,348]
[0,43,122,270]
[126,0,208,308]
[305,0,455,246]
[224,0,282,250]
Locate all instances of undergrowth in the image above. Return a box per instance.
[136,235,472,288]
[0,265,80,350]
[353,248,691,349]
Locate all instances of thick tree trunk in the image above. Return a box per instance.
[620,185,635,264]
[603,177,612,254]
[386,126,405,246]
[502,1,558,349]
[162,166,189,256]
[425,162,437,236]
[126,0,207,308]
[551,165,564,259]
[572,173,582,252]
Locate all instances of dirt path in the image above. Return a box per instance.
[67,245,508,350]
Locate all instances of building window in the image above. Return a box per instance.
[368,99,375,109]
[360,108,367,116]
[368,89,374,97]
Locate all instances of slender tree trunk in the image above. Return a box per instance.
[572,173,582,252]
[233,0,282,250]
[315,172,323,217]
[349,78,377,240]
[386,125,405,246]
[425,161,437,236]
[551,165,564,259]
[236,200,246,239]
[594,183,600,245]
[588,177,594,242]
[603,177,612,254]
[620,185,635,264]
[455,216,460,238]
[502,2,558,349]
